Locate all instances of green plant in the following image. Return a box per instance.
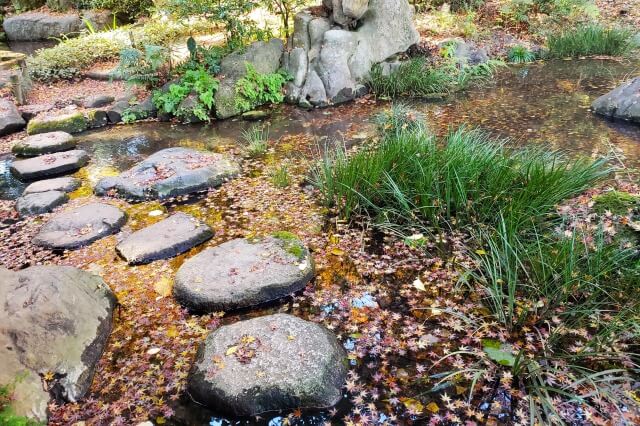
[90,0,154,18]
[11,0,45,13]
[507,45,537,63]
[1,376,43,426]
[547,24,637,58]
[153,68,219,122]
[271,164,291,188]
[117,44,168,88]
[235,64,291,113]
[241,125,269,157]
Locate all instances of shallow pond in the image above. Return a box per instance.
[1,59,639,425]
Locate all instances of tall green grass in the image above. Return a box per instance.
[547,24,638,58]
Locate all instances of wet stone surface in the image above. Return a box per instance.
[173,236,315,312]
[188,313,347,417]
[16,190,68,217]
[10,149,89,181]
[12,131,75,157]
[22,176,81,194]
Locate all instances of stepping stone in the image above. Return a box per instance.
[10,150,89,181]
[33,203,127,250]
[95,147,240,201]
[0,98,26,136]
[23,176,81,195]
[173,234,314,312]
[12,131,75,156]
[27,112,88,135]
[188,313,347,417]
[116,212,213,265]
[0,266,115,422]
[16,190,68,217]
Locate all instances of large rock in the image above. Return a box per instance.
[3,12,81,41]
[438,39,489,66]
[116,213,213,265]
[188,314,347,417]
[174,235,314,312]
[592,77,640,124]
[33,203,127,249]
[16,190,68,216]
[215,39,284,119]
[95,147,240,201]
[0,98,26,136]
[27,112,88,135]
[286,0,419,106]
[0,266,115,422]
[12,131,75,156]
[23,176,81,194]
[10,149,89,181]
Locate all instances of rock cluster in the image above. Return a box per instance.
[592,76,640,124]
[285,0,419,107]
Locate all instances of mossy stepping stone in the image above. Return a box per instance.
[12,131,75,156]
[188,313,346,417]
[116,212,213,265]
[27,112,88,135]
[10,150,89,181]
[173,235,314,312]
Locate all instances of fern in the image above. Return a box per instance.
[117,44,168,88]
[153,68,219,122]
[235,63,291,113]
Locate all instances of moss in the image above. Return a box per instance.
[272,231,306,260]
[27,113,88,135]
[593,191,640,215]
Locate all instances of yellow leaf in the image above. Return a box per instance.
[475,249,487,255]
[154,277,173,297]
[241,335,256,344]
[402,398,424,414]
[330,248,345,256]
[167,326,179,338]
[156,417,166,425]
[426,402,439,413]
[226,346,238,356]
[43,371,55,381]
[288,335,295,341]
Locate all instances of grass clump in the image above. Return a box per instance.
[241,125,269,157]
[547,24,638,58]
[271,165,291,188]
[507,45,537,63]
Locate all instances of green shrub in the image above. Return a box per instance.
[11,0,45,13]
[1,379,42,426]
[507,45,537,63]
[153,68,219,122]
[117,44,169,88]
[91,0,154,18]
[235,64,291,113]
[547,24,637,58]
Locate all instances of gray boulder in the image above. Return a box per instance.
[592,77,640,124]
[343,0,370,19]
[10,149,89,181]
[0,266,115,422]
[23,176,81,194]
[82,95,114,109]
[116,212,213,265]
[188,314,347,417]
[33,203,127,249]
[95,147,240,201]
[215,39,284,119]
[12,131,75,157]
[3,12,82,41]
[0,98,26,136]
[16,190,68,217]
[174,236,314,312]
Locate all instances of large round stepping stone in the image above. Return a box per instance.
[0,266,115,422]
[116,212,213,265]
[10,149,89,181]
[12,131,75,157]
[188,313,347,417]
[16,190,68,217]
[94,147,240,201]
[174,235,314,312]
[34,203,127,249]
[23,176,81,195]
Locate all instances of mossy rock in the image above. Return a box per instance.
[272,231,305,260]
[593,191,640,216]
[27,112,88,135]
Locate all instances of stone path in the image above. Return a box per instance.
[12,131,75,156]
[173,235,315,312]
[23,176,81,194]
[34,203,127,249]
[10,149,89,181]
[95,147,240,200]
[16,190,68,217]
[116,212,213,265]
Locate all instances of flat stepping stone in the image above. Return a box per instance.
[33,203,127,250]
[0,266,115,421]
[27,112,88,135]
[94,147,240,201]
[188,313,347,417]
[116,212,213,265]
[173,234,314,312]
[23,176,81,195]
[12,131,75,156]
[10,150,89,181]
[16,190,68,217]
